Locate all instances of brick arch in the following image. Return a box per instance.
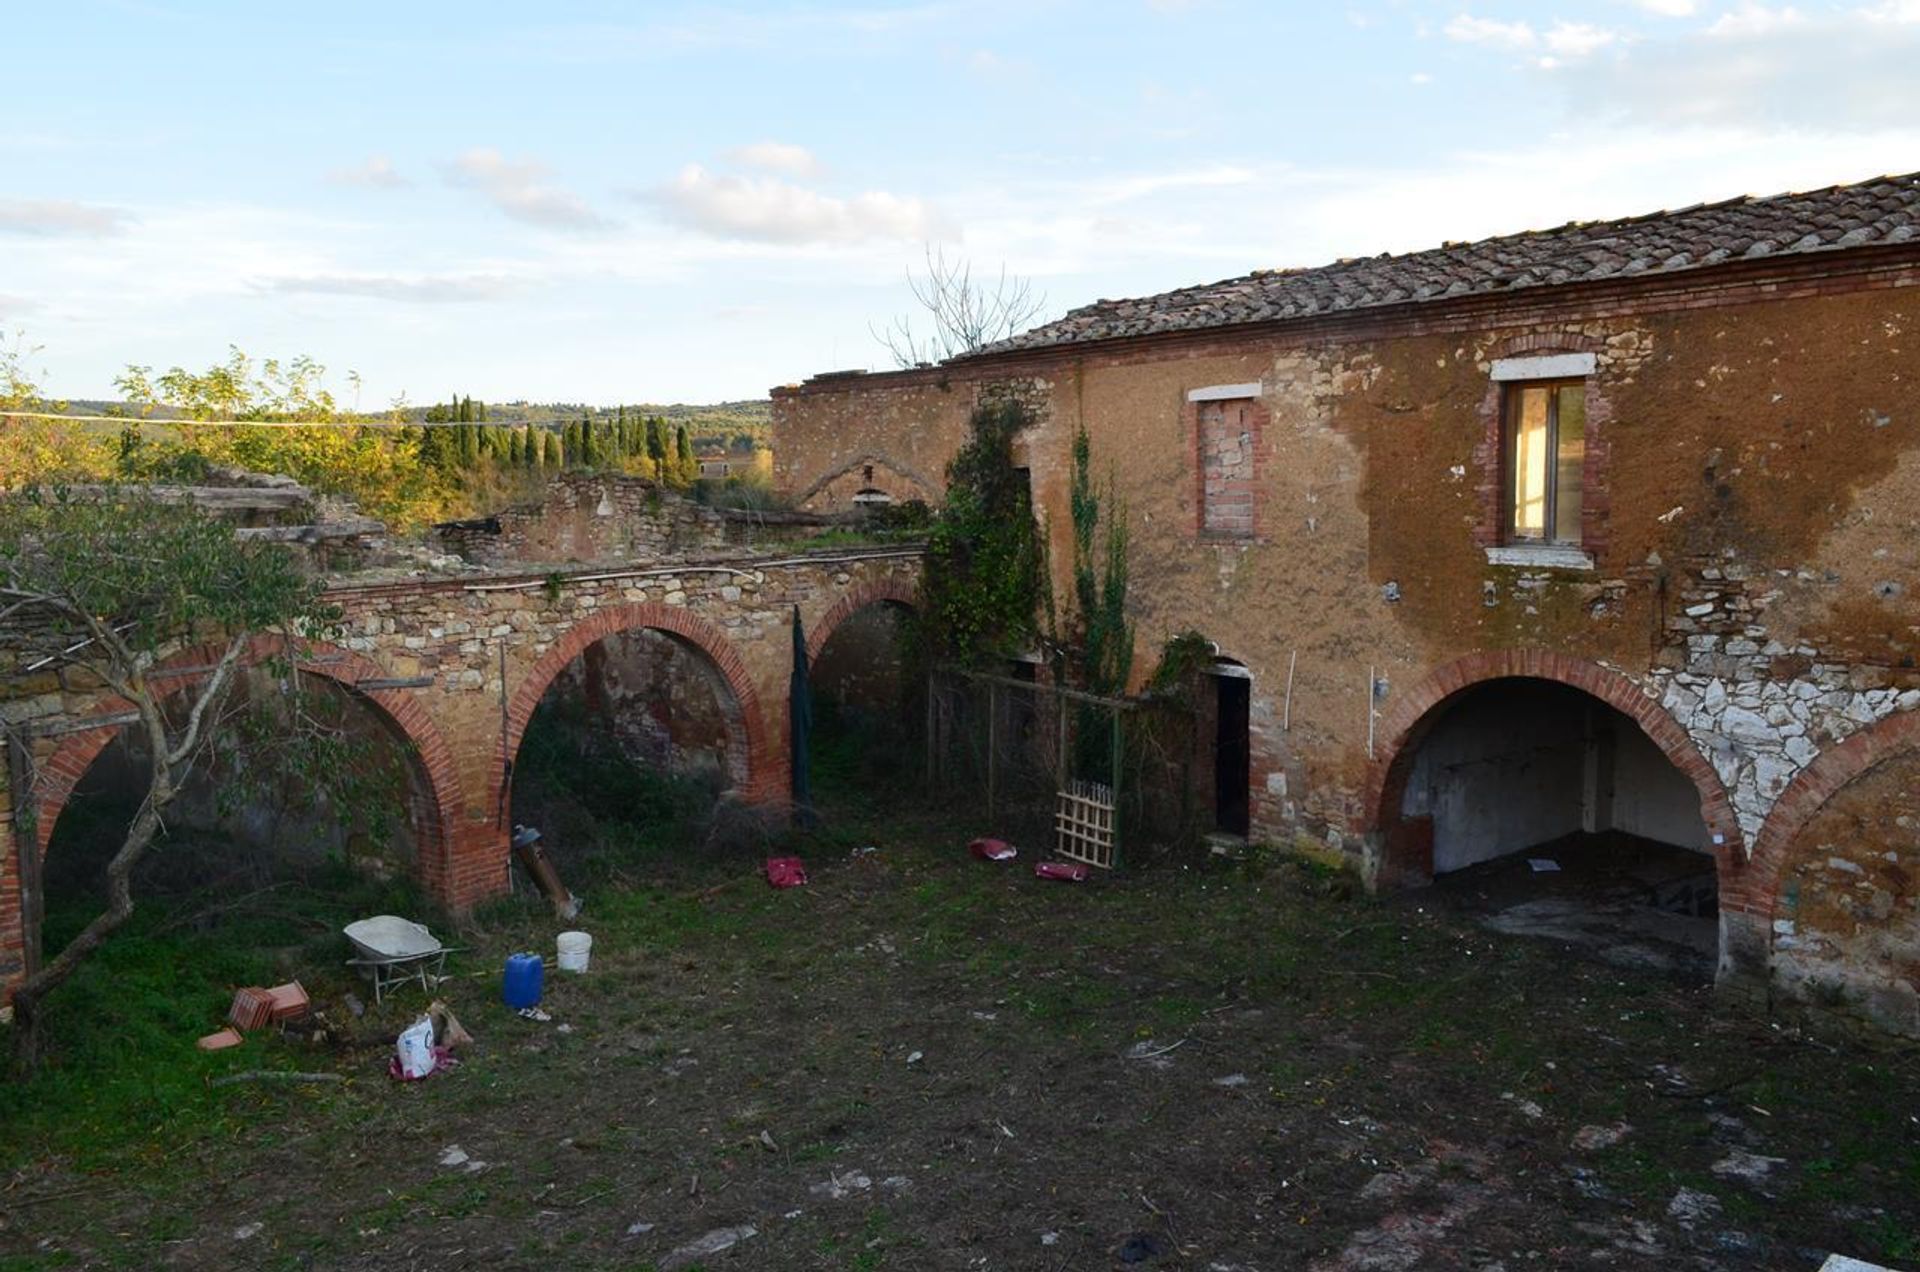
[493,604,783,816]
[1365,649,1742,885]
[806,578,919,664]
[1494,330,1605,357]
[795,453,939,507]
[31,636,466,897]
[1734,707,1920,924]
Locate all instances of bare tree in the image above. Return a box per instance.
[872,245,1046,368]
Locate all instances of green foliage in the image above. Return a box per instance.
[107,352,466,528]
[675,424,696,486]
[646,415,669,470]
[0,858,424,1166]
[577,412,598,468]
[1146,629,1217,697]
[1067,423,1133,696]
[916,397,1046,665]
[0,487,329,659]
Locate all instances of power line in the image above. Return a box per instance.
[0,409,566,430]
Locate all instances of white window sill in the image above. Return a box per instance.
[1484,543,1595,571]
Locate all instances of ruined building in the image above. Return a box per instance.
[772,172,1920,1036]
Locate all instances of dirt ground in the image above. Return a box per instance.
[2,813,1917,1272]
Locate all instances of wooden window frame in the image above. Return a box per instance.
[1502,378,1585,548]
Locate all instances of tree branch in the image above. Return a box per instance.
[167,634,249,768]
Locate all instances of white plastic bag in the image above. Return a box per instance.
[396,1015,437,1079]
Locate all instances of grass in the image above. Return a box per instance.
[3,716,1917,1268]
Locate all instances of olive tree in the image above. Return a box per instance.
[0,486,330,1071]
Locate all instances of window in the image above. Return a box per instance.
[1505,381,1585,545]
[1186,384,1263,539]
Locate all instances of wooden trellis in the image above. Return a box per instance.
[1055,778,1116,869]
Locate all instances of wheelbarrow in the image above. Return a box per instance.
[343,915,458,1004]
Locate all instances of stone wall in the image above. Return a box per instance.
[1,548,922,999]
[435,473,730,566]
[1766,749,1920,1037]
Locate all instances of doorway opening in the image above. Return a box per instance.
[1210,663,1251,839]
[1388,677,1719,977]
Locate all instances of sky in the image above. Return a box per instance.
[3,0,1918,408]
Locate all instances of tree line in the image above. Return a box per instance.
[416,395,705,486]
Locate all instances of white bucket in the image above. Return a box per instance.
[556,930,592,973]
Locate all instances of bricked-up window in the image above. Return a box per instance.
[1506,381,1585,544]
[1198,397,1256,537]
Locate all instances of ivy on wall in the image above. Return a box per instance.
[915,396,1047,666]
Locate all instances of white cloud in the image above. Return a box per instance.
[1410,70,1434,84]
[443,148,611,231]
[1444,14,1537,49]
[327,156,409,190]
[1630,0,1696,15]
[259,272,524,303]
[1564,3,1920,126]
[1445,13,1620,62]
[1544,21,1619,56]
[0,199,132,237]
[1707,3,1805,36]
[1859,0,1920,21]
[724,141,821,178]
[649,164,944,244]
[1084,165,1257,205]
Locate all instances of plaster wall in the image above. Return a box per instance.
[772,261,1920,1032]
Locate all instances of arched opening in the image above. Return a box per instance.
[33,666,438,1011]
[807,597,917,802]
[1741,709,1920,1036]
[505,610,770,880]
[1381,676,1720,977]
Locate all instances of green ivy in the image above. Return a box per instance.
[916,397,1047,666]
[1068,423,1133,697]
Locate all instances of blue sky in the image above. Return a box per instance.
[4,1,1916,406]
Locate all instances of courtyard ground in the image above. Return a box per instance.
[1,802,1916,1272]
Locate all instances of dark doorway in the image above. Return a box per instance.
[1213,670,1251,837]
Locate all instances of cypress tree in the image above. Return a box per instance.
[579,412,597,468]
[675,425,695,485]
[562,420,580,467]
[646,416,668,470]
[507,429,523,466]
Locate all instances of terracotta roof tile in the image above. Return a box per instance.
[963,172,1920,358]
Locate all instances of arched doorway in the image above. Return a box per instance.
[807,584,918,801]
[499,605,777,879]
[25,642,462,992]
[1741,710,1920,1036]
[1372,657,1736,978]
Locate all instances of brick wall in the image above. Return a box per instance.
[770,250,1920,1033]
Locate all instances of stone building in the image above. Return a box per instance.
[772,172,1920,1035]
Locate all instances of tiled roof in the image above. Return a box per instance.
[964,172,1920,358]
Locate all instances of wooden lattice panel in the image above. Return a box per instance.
[1055,779,1116,869]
